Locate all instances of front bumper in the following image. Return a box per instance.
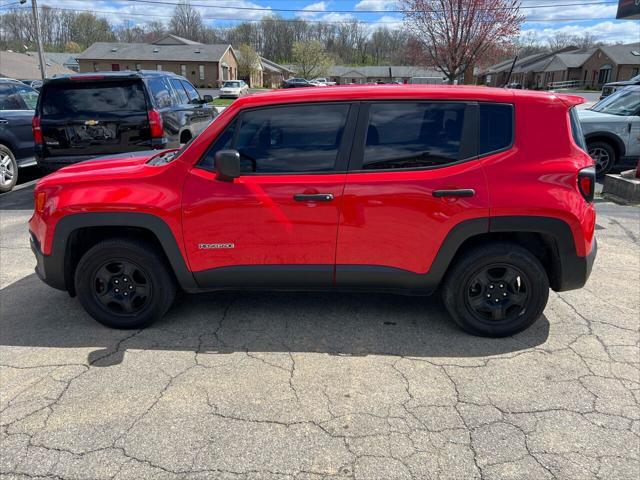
[218,93,239,98]
[30,232,66,291]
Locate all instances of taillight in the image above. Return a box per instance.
[32,115,42,145]
[148,109,164,139]
[578,166,595,202]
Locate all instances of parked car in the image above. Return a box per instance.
[20,79,43,91]
[506,82,523,89]
[219,80,249,98]
[33,71,215,172]
[600,74,640,99]
[311,78,336,86]
[281,78,316,88]
[578,85,640,176]
[30,85,596,337]
[0,78,39,193]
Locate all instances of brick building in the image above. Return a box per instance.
[76,34,238,87]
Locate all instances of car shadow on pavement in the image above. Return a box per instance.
[1,274,550,366]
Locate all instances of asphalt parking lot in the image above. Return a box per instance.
[1,185,639,479]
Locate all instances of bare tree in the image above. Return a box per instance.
[547,32,576,52]
[169,1,203,41]
[402,0,524,83]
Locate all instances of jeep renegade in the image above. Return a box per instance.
[29,85,597,337]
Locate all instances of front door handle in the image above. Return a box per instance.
[432,189,475,198]
[294,193,334,202]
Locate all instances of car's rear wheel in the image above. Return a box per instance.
[588,141,616,177]
[442,243,549,337]
[74,239,176,329]
[0,145,18,193]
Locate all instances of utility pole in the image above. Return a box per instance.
[20,0,47,80]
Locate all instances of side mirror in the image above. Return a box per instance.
[202,94,213,103]
[215,149,240,182]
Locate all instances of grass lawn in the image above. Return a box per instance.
[209,97,235,106]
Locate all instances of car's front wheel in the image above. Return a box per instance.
[442,243,549,337]
[588,141,616,177]
[74,239,176,329]
[0,144,18,193]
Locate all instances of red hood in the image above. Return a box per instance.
[36,150,170,188]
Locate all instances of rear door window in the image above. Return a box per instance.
[41,80,147,115]
[479,103,513,155]
[0,84,25,110]
[13,84,38,110]
[170,79,189,105]
[361,102,468,170]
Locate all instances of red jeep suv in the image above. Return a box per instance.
[29,86,597,337]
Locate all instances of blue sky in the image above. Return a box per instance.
[8,0,640,44]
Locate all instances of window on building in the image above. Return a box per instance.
[201,104,350,173]
[111,64,120,71]
[180,64,186,77]
[135,63,142,71]
[361,102,467,170]
[156,64,162,71]
[92,62,98,72]
[199,65,205,81]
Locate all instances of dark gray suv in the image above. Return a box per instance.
[0,78,39,193]
[34,71,215,172]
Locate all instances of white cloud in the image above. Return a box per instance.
[521,1,617,22]
[296,1,328,19]
[355,0,397,12]
[374,15,403,30]
[521,21,640,44]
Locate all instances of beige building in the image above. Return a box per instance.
[76,34,238,87]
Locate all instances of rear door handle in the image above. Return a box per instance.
[294,193,334,202]
[432,189,475,198]
[0,119,8,125]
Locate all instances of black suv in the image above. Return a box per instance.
[34,71,215,171]
[0,78,39,193]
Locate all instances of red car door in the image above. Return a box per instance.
[336,101,491,291]
[182,102,357,288]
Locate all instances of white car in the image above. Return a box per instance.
[578,85,640,177]
[311,78,336,86]
[219,80,249,99]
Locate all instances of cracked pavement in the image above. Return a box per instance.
[1,186,639,480]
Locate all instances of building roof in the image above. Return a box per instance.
[260,57,294,74]
[76,42,232,63]
[153,34,202,45]
[599,42,640,65]
[44,52,79,67]
[543,51,594,72]
[0,51,77,80]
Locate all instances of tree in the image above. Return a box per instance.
[237,44,261,86]
[292,40,332,79]
[547,32,576,52]
[169,1,203,41]
[401,0,524,84]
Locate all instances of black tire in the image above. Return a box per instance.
[442,242,549,337]
[587,141,616,177]
[74,239,176,329]
[0,144,18,193]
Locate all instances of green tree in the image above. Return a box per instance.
[291,40,332,79]
[237,44,261,86]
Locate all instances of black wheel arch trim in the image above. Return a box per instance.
[585,132,626,158]
[36,212,198,293]
[34,214,592,296]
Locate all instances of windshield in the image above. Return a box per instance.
[590,87,640,116]
[223,81,241,88]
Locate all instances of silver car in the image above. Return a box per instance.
[578,85,640,177]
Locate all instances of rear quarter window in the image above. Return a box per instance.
[479,103,513,155]
[41,80,147,115]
